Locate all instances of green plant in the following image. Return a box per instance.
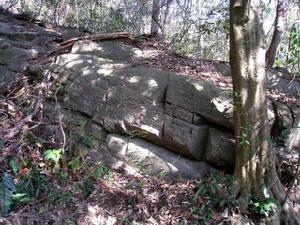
[82,179,94,199]
[188,172,236,219]
[44,148,62,165]
[128,130,149,139]
[68,157,81,170]
[194,173,236,209]
[0,172,33,216]
[74,133,92,148]
[91,163,111,180]
[249,196,276,217]
[178,220,187,225]
[7,156,19,175]
[24,132,36,144]
[287,26,299,71]
[16,165,52,198]
[0,172,16,216]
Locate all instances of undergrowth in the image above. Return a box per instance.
[0,138,112,217]
[184,172,237,221]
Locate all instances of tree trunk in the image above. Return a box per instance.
[161,0,172,39]
[150,0,160,36]
[123,0,138,32]
[230,0,271,202]
[230,0,299,224]
[265,0,285,68]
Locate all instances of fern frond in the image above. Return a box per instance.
[0,172,16,216]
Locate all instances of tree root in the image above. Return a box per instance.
[280,203,300,225]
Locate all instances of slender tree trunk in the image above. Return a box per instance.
[150,0,160,36]
[265,0,285,68]
[230,1,300,224]
[161,0,173,39]
[123,0,138,32]
[74,0,79,28]
[230,0,271,203]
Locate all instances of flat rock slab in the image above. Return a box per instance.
[107,134,215,179]
[71,40,143,62]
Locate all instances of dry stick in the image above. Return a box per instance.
[47,32,131,56]
[58,32,130,47]
[4,88,43,140]
[54,86,66,153]
[4,58,56,140]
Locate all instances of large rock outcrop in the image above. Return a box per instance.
[0,14,299,179]
[51,40,238,169]
[50,40,299,174]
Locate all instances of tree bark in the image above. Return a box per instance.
[230,1,300,224]
[265,0,285,68]
[150,0,160,36]
[230,0,271,202]
[161,0,173,37]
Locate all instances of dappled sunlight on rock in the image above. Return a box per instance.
[128,75,141,83]
[107,134,214,178]
[191,82,204,91]
[211,96,233,115]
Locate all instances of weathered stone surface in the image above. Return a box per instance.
[0,65,18,93]
[162,116,208,159]
[274,101,293,130]
[205,128,235,168]
[271,101,295,144]
[71,41,143,62]
[25,64,43,78]
[121,66,170,104]
[107,134,214,179]
[0,47,28,72]
[166,74,234,129]
[54,57,208,160]
[211,61,300,98]
[267,69,300,98]
[49,40,298,170]
[286,108,300,149]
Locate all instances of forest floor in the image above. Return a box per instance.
[0,13,299,225]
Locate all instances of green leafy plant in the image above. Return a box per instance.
[0,172,32,215]
[82,179,94,199]
[16,165,51,198]
[7,156,19,175]
[74,133,93,148]
[249,196,276,217]
[91,163,111,179]
[0,172,16,216]
[128,130,149,139]
[68,157,81,170]
[187,172,236,219]
[178,220,187,225]
[24,132,36,144]
[43,148,62,165]
[0,160,54,216]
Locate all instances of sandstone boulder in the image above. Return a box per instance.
[166,74,234,129]
[205,128,235,168]
[57,60,233,162]
[0,65,18,93]
[211,61,300,98]
[71,40,143,62]
[107,134,214,179]
[49,40,299,171]
[286,108,300,149]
